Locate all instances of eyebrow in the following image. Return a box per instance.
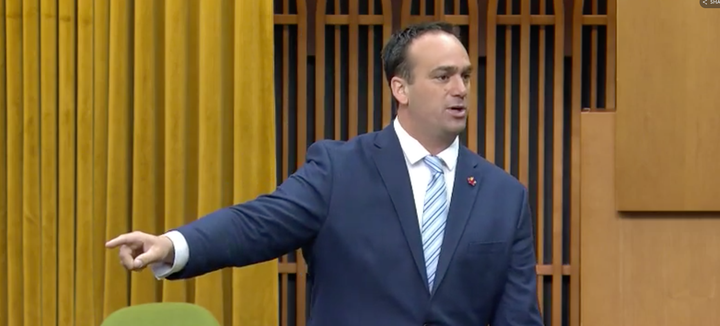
[431,65,473,75]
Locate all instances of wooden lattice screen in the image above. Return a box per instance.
[273,0,615,325]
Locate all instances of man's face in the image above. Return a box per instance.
[392,32,472,138]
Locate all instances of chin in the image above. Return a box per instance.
[443,124,467,136]
[451,119,468,129]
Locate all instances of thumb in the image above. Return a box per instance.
[133,247,162,268]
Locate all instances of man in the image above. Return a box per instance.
[106,21,543,325]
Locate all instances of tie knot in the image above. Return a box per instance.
[423,155,444,174]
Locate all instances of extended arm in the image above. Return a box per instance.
[490,188,544,326]
[159,141,334,280]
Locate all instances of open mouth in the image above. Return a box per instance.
[447,105,467,116]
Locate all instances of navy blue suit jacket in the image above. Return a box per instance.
[168,124,543,326]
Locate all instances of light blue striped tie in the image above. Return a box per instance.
[421,155,448,290]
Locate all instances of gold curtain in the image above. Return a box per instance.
[0,0,278,325]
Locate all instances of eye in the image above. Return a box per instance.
[436,75,450,81]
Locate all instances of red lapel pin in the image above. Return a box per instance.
[467,176,476,186]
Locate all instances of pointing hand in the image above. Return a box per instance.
[105,231,175,271]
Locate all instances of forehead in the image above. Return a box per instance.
[406,32,471,71]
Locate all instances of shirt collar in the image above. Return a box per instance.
[393,118,459,171]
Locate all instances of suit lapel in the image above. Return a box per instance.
[371,126,429,291]
[432,147,481,293]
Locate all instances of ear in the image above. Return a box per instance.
[390,77,409,106]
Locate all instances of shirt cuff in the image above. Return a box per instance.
[150,230,189,280]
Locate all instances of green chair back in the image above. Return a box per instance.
[101,302,221,326]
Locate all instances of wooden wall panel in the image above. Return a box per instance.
[273,0,616,325]
[579,112,622,326]
[581,112,720,326]
[615,0,720,211]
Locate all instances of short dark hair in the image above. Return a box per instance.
[380,21,461,85]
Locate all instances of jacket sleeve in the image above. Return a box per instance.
[165,140,335,280]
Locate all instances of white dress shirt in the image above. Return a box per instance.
[151,118,459,279]
[392,118,458,224]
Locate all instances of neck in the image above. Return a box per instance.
[396,111,455,156]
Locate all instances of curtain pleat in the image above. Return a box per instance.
[0,0,278,325]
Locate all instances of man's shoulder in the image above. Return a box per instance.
[307,131,379,157]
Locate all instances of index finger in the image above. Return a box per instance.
[106,233,140,248]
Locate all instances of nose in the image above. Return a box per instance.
[448,75,468,98]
